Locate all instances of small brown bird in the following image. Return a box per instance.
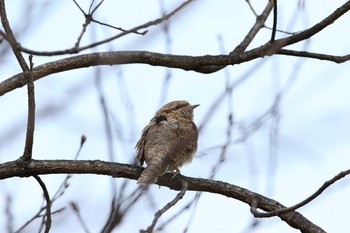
[135,100,199,184]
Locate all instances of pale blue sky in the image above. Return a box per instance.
[0,1,349,232]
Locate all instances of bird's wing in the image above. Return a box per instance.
[135,115,169,166]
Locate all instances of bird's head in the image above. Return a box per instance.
[156,100,199,122]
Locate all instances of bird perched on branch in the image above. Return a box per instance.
[135,100,199,184]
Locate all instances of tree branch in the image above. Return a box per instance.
[277,49,350,63]
[250,169,350,218]
[0,0,35,161]
[1,46,349,98]
[0,159,333,233]
[232,1,274,54]
[142,179,188,233]
[17,0,193,56]
[270,0,277,41]
[33,175,51,233]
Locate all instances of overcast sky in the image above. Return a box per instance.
[1,1,350,232]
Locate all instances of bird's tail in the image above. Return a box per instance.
[137,156,170,184]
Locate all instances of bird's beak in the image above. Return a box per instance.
[191,104,200,109]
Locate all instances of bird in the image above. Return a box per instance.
[135,100,199,184]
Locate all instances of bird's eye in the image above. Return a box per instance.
[155,115,167,124]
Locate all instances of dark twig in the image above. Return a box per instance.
[75,134,87,159]
[245,0,258,17]
[101,185,146,233]
[22,55,36,161]
[142,179,188,233]
[72,0,85,14]
[15,207,65,233]
[0,0,29,70]
[19,0,193,56]
[277,48,350,62]
[91,18,147,35]
[270,0,278,41]
[72,0,93,48]
[0,0,35,161]
[251,169,350,218]
[155,195,194,231]
[231,1,274,54]
[33,175,52,233]
[15,136,85,232]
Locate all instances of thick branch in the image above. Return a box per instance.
[0,159,326,233]
[1,48,349,97]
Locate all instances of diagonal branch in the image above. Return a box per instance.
[142,179,188,233]
[0,0,35,161]
[248,0,350,56]
[232,1,274,54]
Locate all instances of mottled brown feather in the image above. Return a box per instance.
[135,100,199,184]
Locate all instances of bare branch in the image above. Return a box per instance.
[18,0,193,56]
[270,0,277,41]
[142,179,188,233]
[251,169,350,218]
[232,1,274,54]
[0,0,29,71]
[0,0,36,161]
[33,175,52,233]
[244,0,258,17]
[252,0,350,56]
[21,55,35,161]
[277,49,350,63]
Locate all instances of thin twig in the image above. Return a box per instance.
[245,0,258,17]
[15,136,85,232]
[277,49,350,63]
[0,0,29,70]
[75,134,87,159]
[231,1,274,54]
[270,0,278,41]
[91,18,147,35]
[251,169,350,218]
[33,175,52,233]
[22,55,36,160]
[72,0,85,14]
[18,0,193,56]
[0,0,35,161]
[90,0,104,14]
[142,179,188,233]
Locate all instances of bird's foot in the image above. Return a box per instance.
[170,168,181,180]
